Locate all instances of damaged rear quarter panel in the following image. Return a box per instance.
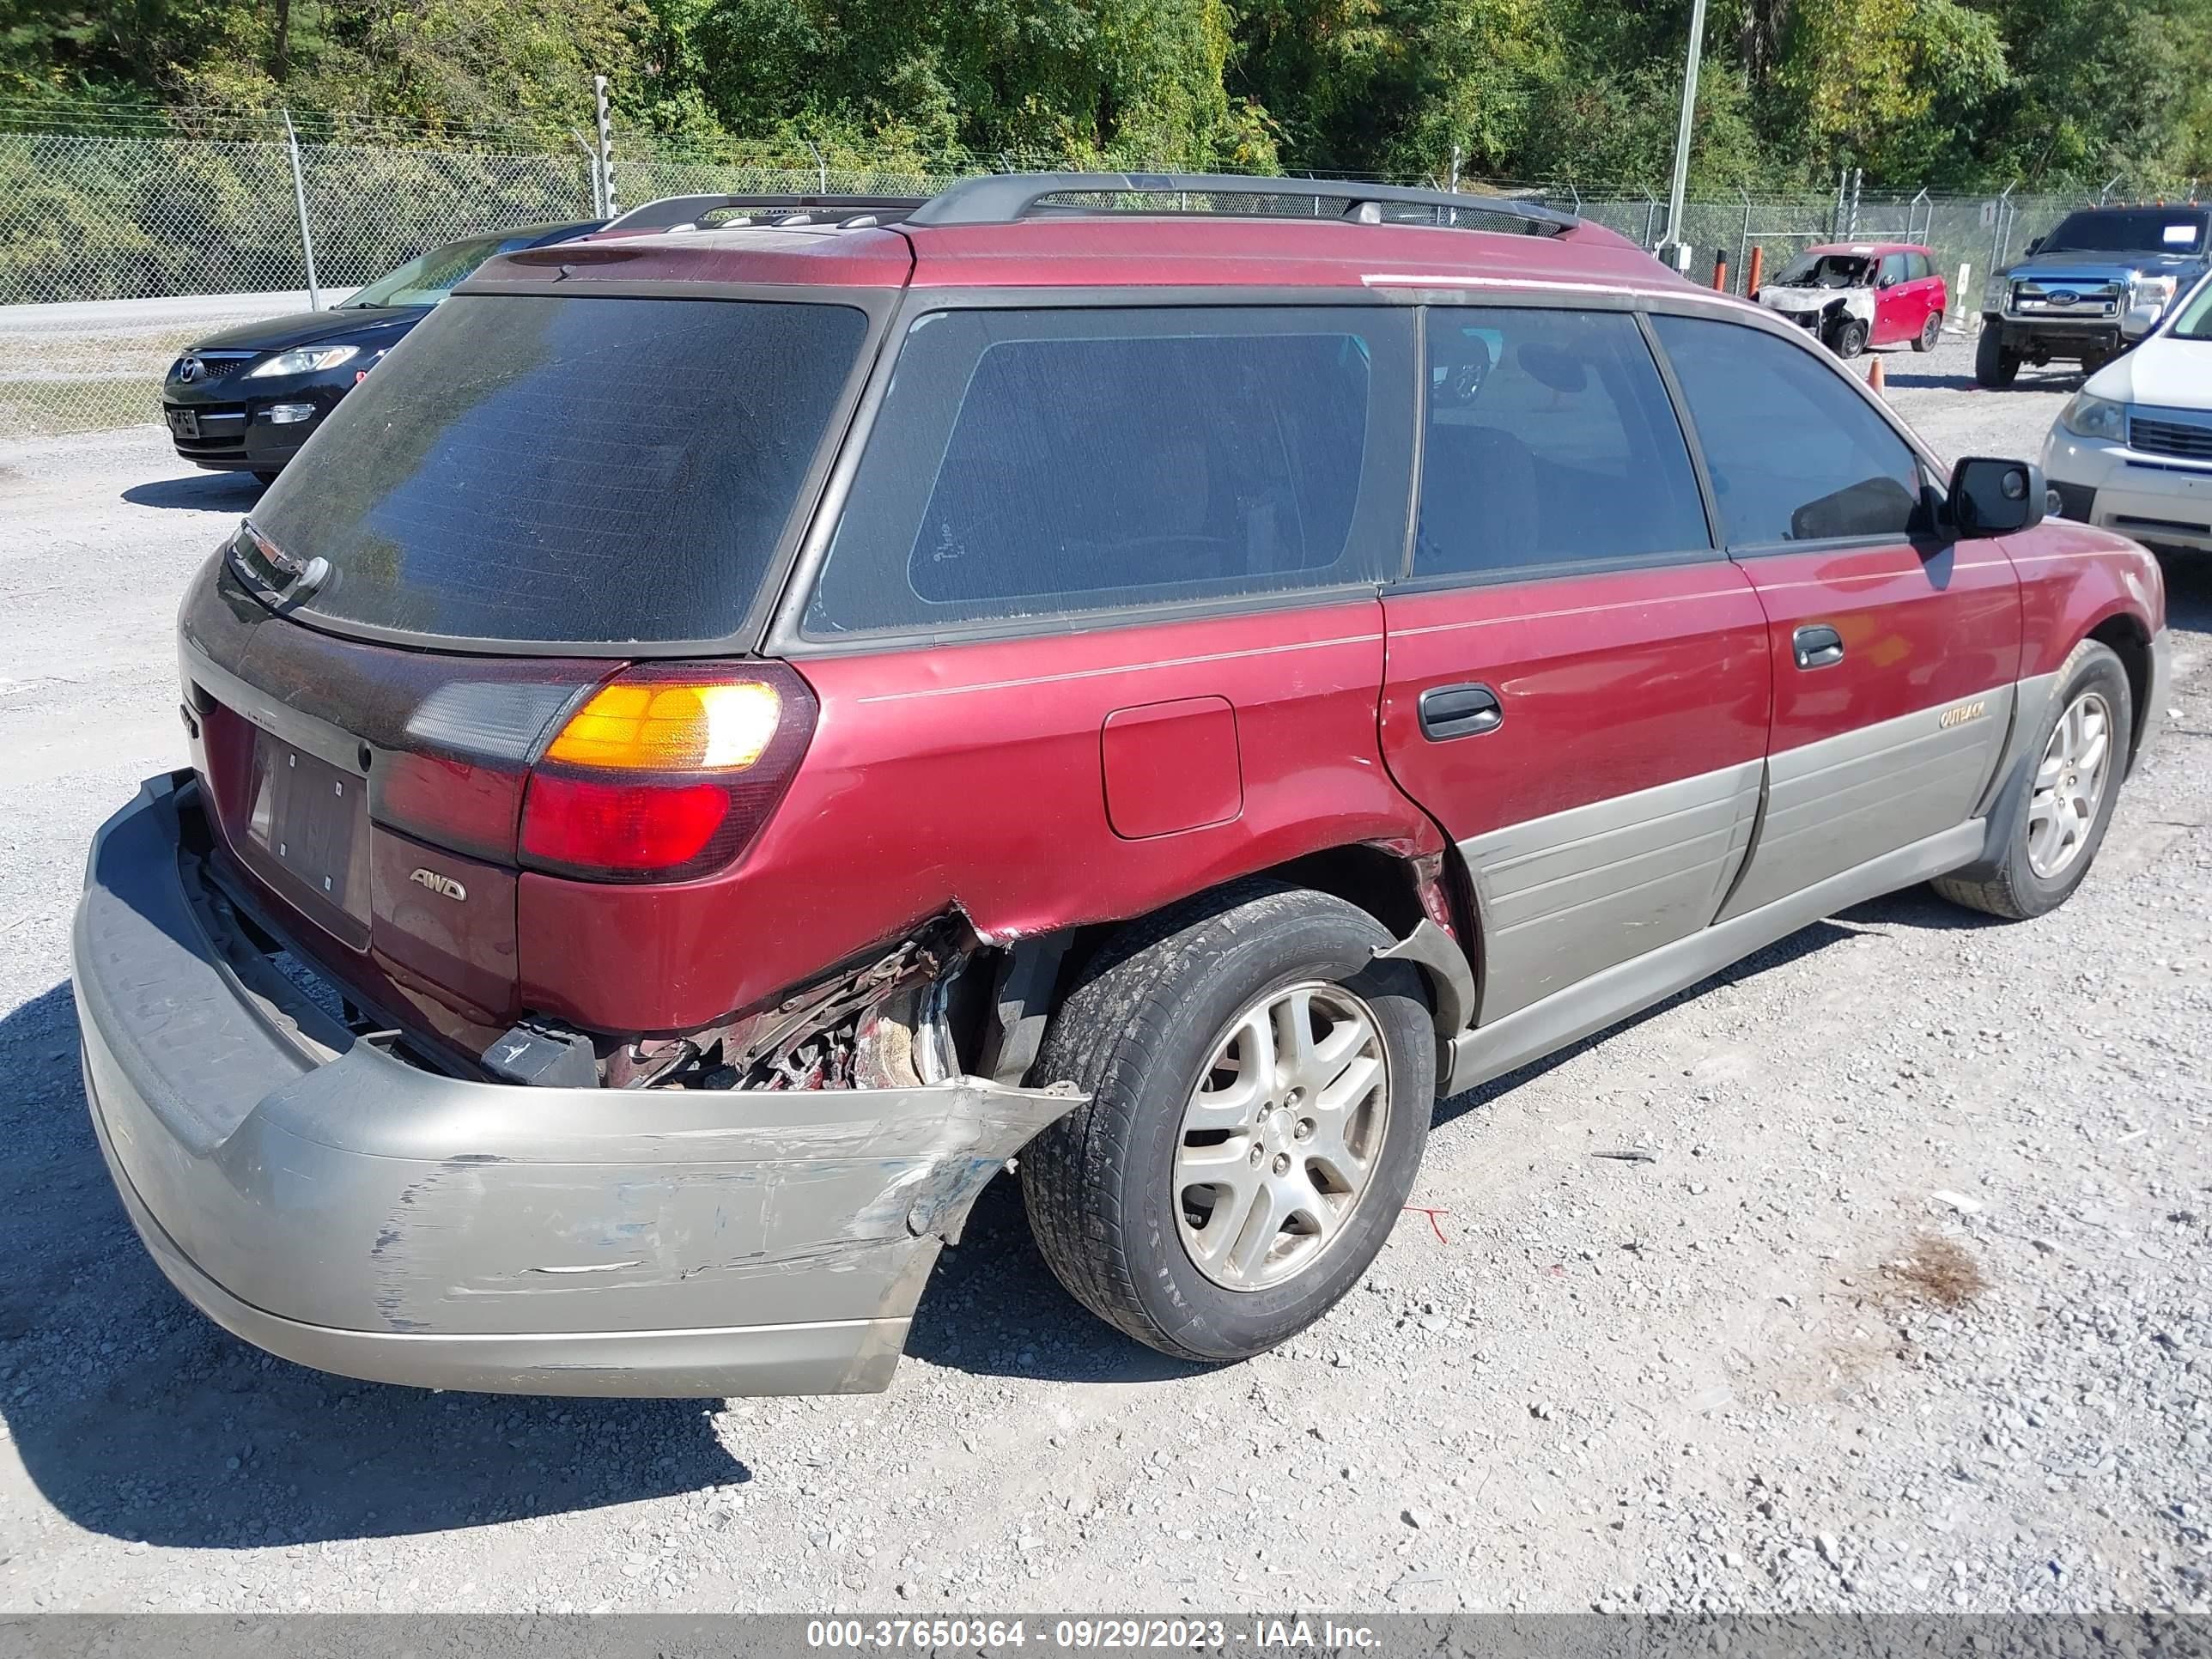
[512,597,1441,1035]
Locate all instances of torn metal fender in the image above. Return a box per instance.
[1375,918,1477,1036]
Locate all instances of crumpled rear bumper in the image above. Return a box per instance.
[73,771,1081,1397]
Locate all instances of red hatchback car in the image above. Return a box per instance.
[76,174,2170,1398]
[1754,240,1949,356]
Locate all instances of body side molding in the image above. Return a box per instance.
[1717,686,2014,922]
[1443,818,1984,1096]
[1456,759,1764,1023]
[1375,917,1478,1037]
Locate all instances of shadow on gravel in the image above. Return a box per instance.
[1431,915,1869,1127]
[904,1179,1212,1388]
[1834,884,2004,933]
[120,472,264,512]
[0,981,750,1551]
[1882,362,2085,393]
[2160,553,2212,631]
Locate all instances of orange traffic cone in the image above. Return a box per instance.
[1866,354,1887,395]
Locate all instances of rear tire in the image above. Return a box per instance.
[1974,322,2021,387]
[1914,312,1942,352]
[1932,640,2131,921]
[1020,881,1434,1364]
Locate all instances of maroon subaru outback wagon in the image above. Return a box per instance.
[74,173,2172,1397]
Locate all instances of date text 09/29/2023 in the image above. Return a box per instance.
[805,1618,1382,1650]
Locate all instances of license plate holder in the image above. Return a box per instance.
[246,735,369,925]
[166,407,201,440]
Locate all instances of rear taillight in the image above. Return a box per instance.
[517,663,817,882]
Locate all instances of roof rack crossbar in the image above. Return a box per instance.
[603,192,928,233]
[903,172,1578,234]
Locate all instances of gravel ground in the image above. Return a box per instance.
[1,337,2206,1617]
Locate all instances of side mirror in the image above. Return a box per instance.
[2026,235,2045,255]
[1877,274,1896,289]
[1948,456,2047,537]
[2124,301,2163,338]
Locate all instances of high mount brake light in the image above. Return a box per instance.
[519,664,817,883]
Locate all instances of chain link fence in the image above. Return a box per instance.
[0,110,2174,441]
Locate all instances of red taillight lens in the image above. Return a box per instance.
[516,662,817,882]
[519,775,732,872]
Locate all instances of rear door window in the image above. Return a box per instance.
[251,295,870,647]
[1415,307,1710,580]
[1650,313,1925,546]
[800,307,1414,638]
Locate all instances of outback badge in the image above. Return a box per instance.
[1939,699,1989,730]
[408,867,467,902]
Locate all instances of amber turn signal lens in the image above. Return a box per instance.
[545,681,782,772]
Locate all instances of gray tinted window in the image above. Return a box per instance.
[1415,308,1710,579]
[1650,314,1923,546]
[1907,252,1933,281]
[1879,252,1909,284]
[252,295,868,645]
[2043,210,2207,255]
[803,307,1413,636]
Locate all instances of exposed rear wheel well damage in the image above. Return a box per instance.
[1260,844,1429,937]
[1002,849,1478,1077]
[2089,614,2153,770]
[812,851,1476,1090]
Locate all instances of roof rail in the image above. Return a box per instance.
[903,172,1579,236]
[601,192,928,234]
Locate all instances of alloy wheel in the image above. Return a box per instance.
[1172,981,1390,1291]
[2027,689,2114,879]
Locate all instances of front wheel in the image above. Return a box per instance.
[1933,640,2131,921]
[1914,312,1943,352]
[1830,318,1869,358]
[1974,321,2021,387]
[1020,882,1434,1363]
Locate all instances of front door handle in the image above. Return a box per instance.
[1793,624,1845,670]
[1419,683,1503,741]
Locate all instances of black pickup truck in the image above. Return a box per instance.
[1978,204,2210,386]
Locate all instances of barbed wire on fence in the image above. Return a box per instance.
[1,105,2197,441]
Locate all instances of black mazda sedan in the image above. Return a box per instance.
[161,219,604,480]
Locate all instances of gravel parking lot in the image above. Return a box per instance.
[1,330,2206,1617]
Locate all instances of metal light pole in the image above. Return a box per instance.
[1661,0,1708,270]
[282,109,321,310]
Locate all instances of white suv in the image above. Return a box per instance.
[2043,270,2212,555]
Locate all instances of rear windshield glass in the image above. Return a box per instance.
[2041,210,2209,255]
[251,295,868,646]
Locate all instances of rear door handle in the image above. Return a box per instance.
[1793,624,1845,670]
[1419,683,1503,741]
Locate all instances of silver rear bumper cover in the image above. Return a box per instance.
[74,771,1080,1397]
